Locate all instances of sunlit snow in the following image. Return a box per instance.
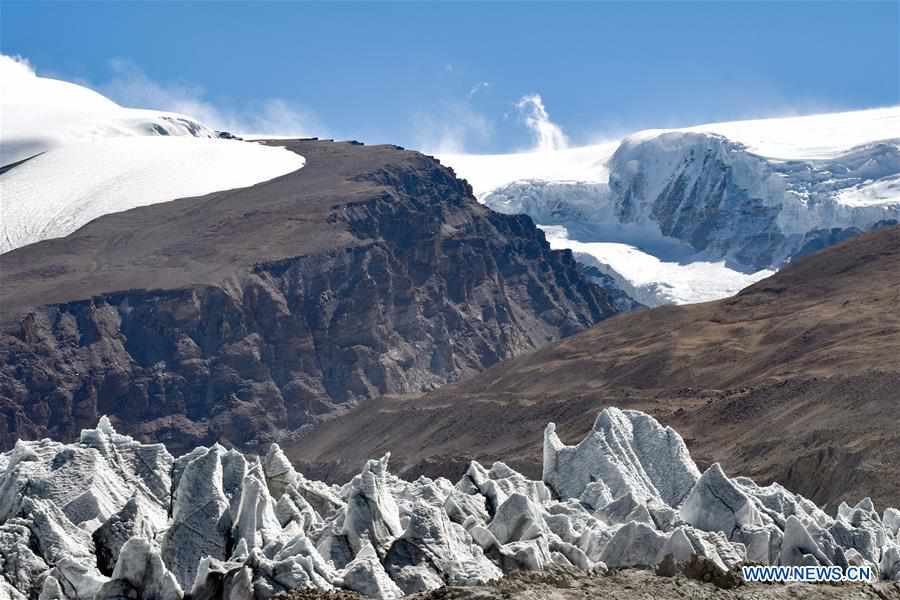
[438,142,617,198]
[441,107,900,203]
[0,55,305,254]
[540,225,774,306]
[1,137,304,253]
[677,106,900,160]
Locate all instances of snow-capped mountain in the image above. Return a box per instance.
[440,108,900,306]
[0,56,305,254]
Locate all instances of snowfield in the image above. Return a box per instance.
[670,106,900,160]
[1,137,304,254]
[441,107,900,306]
[443,107,900,194]
[0,55,305,254]
[439,141,617,198]
[0,54,218,165]
[540,225,774,306]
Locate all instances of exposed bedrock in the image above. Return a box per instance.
[0,140,618,453]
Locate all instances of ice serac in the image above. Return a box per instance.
[342,540,403,599]
[95,538,182,600]
[342,455,404,557]
[679,463,765,536]
[92,496,157,575]
[384,502,501,594]
[161,446,230,589]
[600,522,668,568]
[1,411,899,599]
[542,407,700,505]
[231,461,281,551]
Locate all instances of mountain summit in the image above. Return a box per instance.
[441,108,900,306]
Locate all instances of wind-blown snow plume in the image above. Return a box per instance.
[98,58,321,137]
[516,93,568,151]
[413,101,494,154]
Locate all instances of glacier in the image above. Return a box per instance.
[1,410,897,599]
[440,107,900,306]
[0,55,305,254]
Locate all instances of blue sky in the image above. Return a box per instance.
[3,1,898,153]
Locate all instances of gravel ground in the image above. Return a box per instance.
[274,567,900,600]
[409,568,900,600]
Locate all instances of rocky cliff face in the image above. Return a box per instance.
[0,140,617,453]
[283,225,900,511]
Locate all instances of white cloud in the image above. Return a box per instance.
[468,81,490,99]
[516,93,568,151]
[98,59,323,137]
[412,101,494,154]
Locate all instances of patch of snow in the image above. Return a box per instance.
[837,173,900,207]
[0,55,215,165]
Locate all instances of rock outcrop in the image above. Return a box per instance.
[0,140,619,454]
[1,409,897,599]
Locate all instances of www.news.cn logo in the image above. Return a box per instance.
[742,565,874,583]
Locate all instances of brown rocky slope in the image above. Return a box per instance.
[286,225,900,510]
[0,140,620,453]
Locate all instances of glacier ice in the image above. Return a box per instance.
[1,409,898,599]
[442,107,900,307]
[542,409,700,506]
[484,133,900,307]
[94,538,182,600]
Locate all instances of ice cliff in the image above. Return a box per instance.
[467,109,900,306]
[1,409,898,599]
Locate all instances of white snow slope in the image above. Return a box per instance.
[0,55,305,254]
[540,225,775,306]
[1,410,897,599]
[440,107,900,306]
